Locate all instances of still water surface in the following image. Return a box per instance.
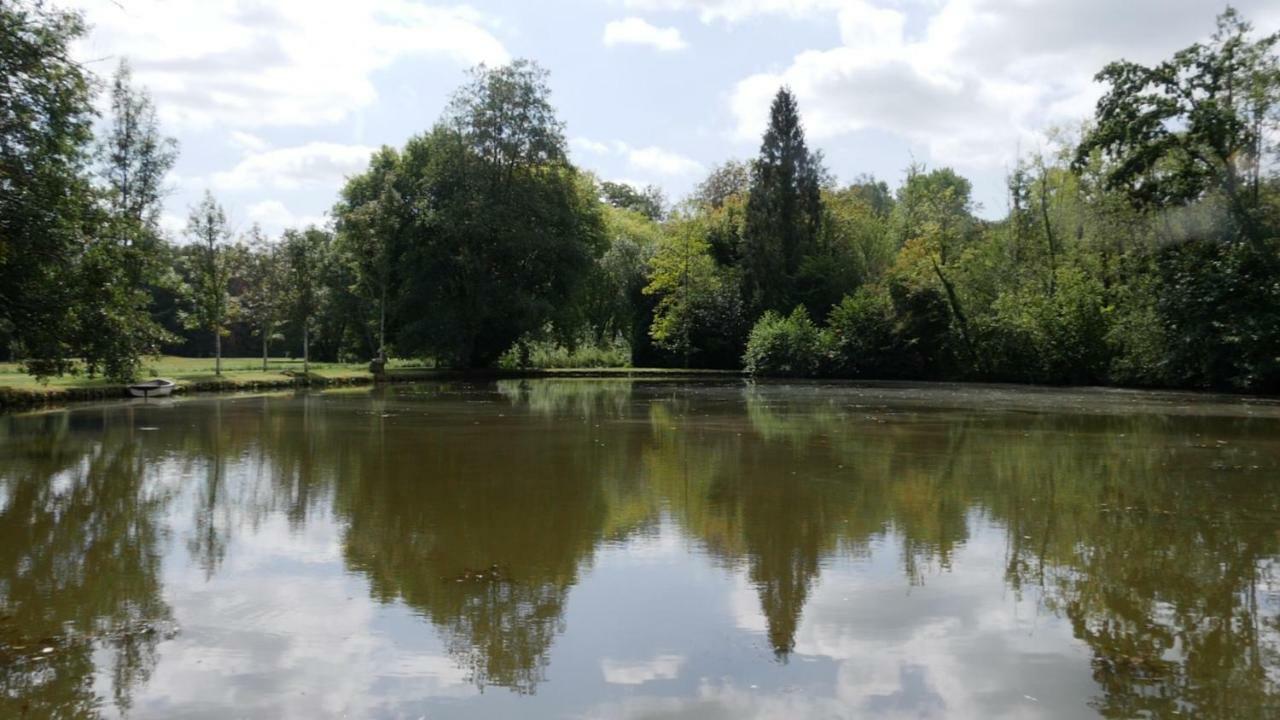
[3,380,1280,718]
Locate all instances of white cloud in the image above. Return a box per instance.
[623,0,846,24]
[603,17,688,51]
[626,145,705,176]
[126,512,475,718]
[246,200,327,233]
[571,137,613,155]
[571,139,705,179]
[723,0,1280,170]
[68,0,510,129]
[212,142,375,192]
[229,130,270,154]
[601,654,686,685]
[160,212,187,239]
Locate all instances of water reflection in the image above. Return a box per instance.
[0,381,1278,717]
[0,410,175,718]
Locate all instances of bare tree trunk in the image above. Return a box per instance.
[303,325,310,377]
[262,332,268,372]
[215,332,222,376]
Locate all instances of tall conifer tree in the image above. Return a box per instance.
[740,88,824,315]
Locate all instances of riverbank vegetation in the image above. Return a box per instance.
[3,3,1279,392]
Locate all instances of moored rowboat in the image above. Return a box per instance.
[127,379,176,398]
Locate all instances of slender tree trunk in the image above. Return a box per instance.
[303,325,310,376]
[262,331,268,372]
[379,285,386,356]
[929,256,980,374]
[214,331,222,376]
[682,228,691,369]
[1037,164,1058,297]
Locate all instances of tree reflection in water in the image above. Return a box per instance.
[0,380,1278,716]
[0,409,175,718]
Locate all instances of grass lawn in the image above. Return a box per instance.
[0,357,739,407]
[0,356,427,392]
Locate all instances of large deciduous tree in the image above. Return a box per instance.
[0,1,95,377]
[393,60,606,367]
[1076,7,1279,230]
[1076,7,1280,391]
[333,146,403,360]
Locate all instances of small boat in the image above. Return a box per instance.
[127,379,176,398]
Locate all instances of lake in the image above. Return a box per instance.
[2,379,1280,718]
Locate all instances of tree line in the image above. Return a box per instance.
[3,2,1279,391]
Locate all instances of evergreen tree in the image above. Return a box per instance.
[740,88,824,315]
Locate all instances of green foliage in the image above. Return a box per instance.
[691,160,751,210]
[237,226,286,367]
[498,336,630,370]
[1077,8,1279,223]
[73,239,174,382]
[0,1,94,377]
[282,226,331,371]
[388,61,606,368]
[987,265,1112,384]
[76,61,180,381]
[1150,238,1280,391]
[887,280,957,380]
[572,206,661,363]
[600,181,665,221]
[823,183,895,286]
[181,192,235,373]
[644,213,748,368]
[741,88,825,315]
[332,146,403,356]
[743,306,830,377]
[826,288,898,378]
[1106,269,1171,387]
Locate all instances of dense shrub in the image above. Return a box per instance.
[887,281,957,379]
[986,266,1111,384]
[498,336,631,369]
[826,288,899,378]
[1106,270,1172,387]
[1151,238,1280,392]
[743,307,831,377]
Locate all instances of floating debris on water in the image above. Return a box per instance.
[444,564,506,584]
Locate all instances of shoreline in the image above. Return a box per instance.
[0,367,746,413]
[4,366,1276,415]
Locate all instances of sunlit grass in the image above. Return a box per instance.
[0,354,734,397]
[0,356,397,391]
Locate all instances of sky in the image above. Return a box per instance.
[64,0,1280,239]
